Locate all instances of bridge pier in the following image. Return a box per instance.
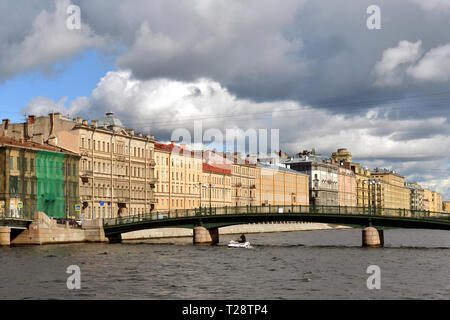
[362,227,384,247]
[0,227,11,246]
[193,226,219,245]
[108,234,122,244]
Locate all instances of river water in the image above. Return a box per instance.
[0,228,449,300]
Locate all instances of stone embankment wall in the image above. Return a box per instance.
[121,222,351,240]
[11,212,107,245]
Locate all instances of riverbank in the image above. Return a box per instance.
[121,222,351,241]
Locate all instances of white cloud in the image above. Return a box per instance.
[375,40,450,85]
[407,44,450,82]
[412,0,450,10]
[374,40,423,86]
[0,0,106,79]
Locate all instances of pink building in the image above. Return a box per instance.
[337,165,357,207]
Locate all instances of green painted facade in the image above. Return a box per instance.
[36,151,66,218]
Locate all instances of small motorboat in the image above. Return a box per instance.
[228,240,251,248]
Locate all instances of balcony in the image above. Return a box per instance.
[147,177,158,184]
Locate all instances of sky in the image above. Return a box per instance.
[0,0,449,199]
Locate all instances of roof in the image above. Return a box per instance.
[0,136,79,156]
[203,163,231,175]
[257,163,308,176]
[154,142,196,157]
[282,155,331,164]
[98,112,125,128]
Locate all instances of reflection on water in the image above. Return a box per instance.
[0,228,449,299]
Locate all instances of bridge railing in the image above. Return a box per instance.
[102,205,450,227]
[0,211,34,221]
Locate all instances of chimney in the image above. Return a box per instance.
[28,115,36,124]
[75,117,83,124]
[47,136,58,146]
[48,113,55,138]
[82,120,88,125]
[91,120,98,128]
[2,119,10,136]
[171,141,175,146]
[128,129,135,135]
[137,132,143,137]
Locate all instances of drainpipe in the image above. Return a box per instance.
[110,132,115,218]
[91,127,96,219]
[145,139,148,214]
[128,136,132,216]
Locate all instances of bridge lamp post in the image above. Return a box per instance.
[369,180,379,214]
[194,183,201,210]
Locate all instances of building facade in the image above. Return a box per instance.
[255,164,309,206]
[231,158,257,207]
[371,168,410,210]
[284,155,338,206]
[444,201,450,213]
[153,142,203,211]
[431,191,443,213]
[423,189,443,213]
[1,113,157,219]
[201,163,232,208]
[0,136,80,219]
[405,182,425,211]
[336,164,357,207]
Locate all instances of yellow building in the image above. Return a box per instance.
[371,169,410,210]
[154,142,203,211]
[255,164,309,206]
[424,189,443,213]
[432,191,442,213]
[444,201,450,213]
[350,163,371,208]
[201,163,232,208]
[331,148,352,163]
[231,159,257,206]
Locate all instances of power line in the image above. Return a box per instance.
[117,90,450,128]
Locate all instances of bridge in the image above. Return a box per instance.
[103,205,450,247]
[0,215,34,246]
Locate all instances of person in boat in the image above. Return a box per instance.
[238,234,246,243]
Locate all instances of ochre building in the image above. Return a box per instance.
[154,142,203,211]
[255,164,309,206]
